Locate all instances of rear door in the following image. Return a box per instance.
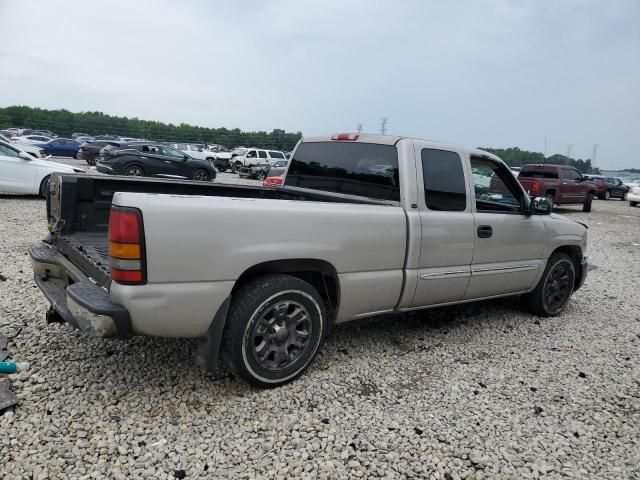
[466,156,544,299]
[410,144,475,307]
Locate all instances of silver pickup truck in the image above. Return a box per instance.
[29,133,588,387]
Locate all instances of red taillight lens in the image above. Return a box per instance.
[108,207,145,284]
[263,176,284,187]
[331,133,359,141]
[531,180,540,194]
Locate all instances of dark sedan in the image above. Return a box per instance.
[77,140,117,165]
[96,143,216,181]
[584,175,630,200]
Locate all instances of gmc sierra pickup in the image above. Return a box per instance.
[30,133,588,387]
[517,164,595,211]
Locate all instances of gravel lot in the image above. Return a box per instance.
[1,163,639,479]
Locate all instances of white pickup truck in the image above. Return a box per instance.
[30,133,588,387]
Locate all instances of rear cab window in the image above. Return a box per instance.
[421,149,466,211]
[519,166,558,179]
[268,151,285,159]
[285,141,400,201]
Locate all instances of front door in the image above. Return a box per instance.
[158,146,189,178]
[466,156,545,299]
[410,144,475,307]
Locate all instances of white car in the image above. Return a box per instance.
[169,143,218,163]
[12,134,54,145]
[0,140,84,196]
[231,148,287,173]
[628,184,640,207]
[0,134,44,158]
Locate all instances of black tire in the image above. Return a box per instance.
[232,161,242,174]
[544,193,555,211]
[630,201,638,207]
[39,175,51,198]
[124,165,145,176]
[604,190,610,200]
[523,253,576,317]
[582,193,592,212]
[193,169,210,181]
[255,170,267,181]
[222,274,327,388]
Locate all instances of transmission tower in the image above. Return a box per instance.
[566,144,573,159]
[356,123,363,134]
[380,117,388,135]
[591,144,599,166]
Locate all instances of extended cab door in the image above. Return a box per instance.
[466,156,544,299]
[409,144,475,307]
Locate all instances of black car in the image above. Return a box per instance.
[586,175,629,200]
[77,140,118,165]
[96,143,216,181]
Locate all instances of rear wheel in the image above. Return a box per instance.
[124,165,145,176]
[631,201,638,207]
[544,193,555,211]
[222,274,327,388]
[582,194,592,212]
[523,252,576,317]
[193,169,210,181]
[39,175,51,198]
[255,170,267,181]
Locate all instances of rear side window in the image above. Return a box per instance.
[268,151,285,159]
[258,151,268,159]
[421,149,466,211]
[285,142,400,201]
[519,166,558,179]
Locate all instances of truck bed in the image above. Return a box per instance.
[46,174,388,287]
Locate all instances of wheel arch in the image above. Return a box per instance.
[549,245,584,291]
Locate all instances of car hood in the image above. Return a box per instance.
[36,159,83,173]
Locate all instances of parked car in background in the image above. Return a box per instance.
[517,164,594,212]
[262,159,289,186]
[1,134,45,158]
[77,140,116,165]
[39,138,82,157]
[0,139,83,196]
[169,143,218,164]
[96,142,216,181]
[582,175,629,200]
[582,174,607,199]
[627,184,640,207]
[231,148,287,173]
[238,159,289,181]
[72,132,90,139]
[12,134,53,145]
[213,147,246,172]
[31,133,588,387]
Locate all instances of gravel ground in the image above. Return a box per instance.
[0,168,639,479]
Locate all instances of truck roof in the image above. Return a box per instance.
[302,133,502,162]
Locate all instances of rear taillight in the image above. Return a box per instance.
[531,179,540,195]
[263,176,284,187]
[108,207,146,284]
[331,133,359,141]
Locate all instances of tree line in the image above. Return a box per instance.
[1,106,601,172]
[0,105,303,151]
[481,147,600,174]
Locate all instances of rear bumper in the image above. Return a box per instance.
[214,158,230,169]
[29,243,131,337]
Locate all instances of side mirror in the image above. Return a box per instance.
[530,196,552,215]
[183,154,190,160]
[19,151,33,160]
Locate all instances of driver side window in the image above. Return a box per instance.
[471,157,523,213]
[246,150,257,158]
[161,146,186,158]
[0,144,20,158]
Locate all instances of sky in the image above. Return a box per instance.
[0,0,638,169]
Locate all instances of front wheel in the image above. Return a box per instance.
[523,252,576,317]
[39,175,51,198]
[582,193,592,212]
[124,165,145,176]
[193,169,210,181]
[604,190,610,200]
[630,201,638,207]
[231,162,242,174]
[222,274,327,388]
[621,191,628,201]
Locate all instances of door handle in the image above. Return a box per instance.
[477,225,493,238]
[165,160,171,163]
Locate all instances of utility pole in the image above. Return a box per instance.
[591,144,599,166]
[566,144,573,159]
[380,117,388,135]
[356,123,363,135]
[543,137,547,158]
